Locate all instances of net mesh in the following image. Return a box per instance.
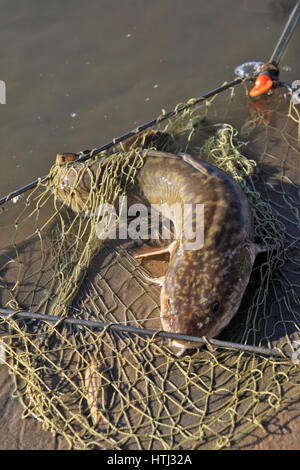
[0,80,299,449]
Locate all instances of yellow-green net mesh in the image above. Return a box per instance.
[0,80,299,449]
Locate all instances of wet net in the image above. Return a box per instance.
[0,79,299,449]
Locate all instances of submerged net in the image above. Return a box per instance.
[0,80,299,449]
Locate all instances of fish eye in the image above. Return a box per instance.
[210,301,220,314]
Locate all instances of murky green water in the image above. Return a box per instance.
[0,0,299,198]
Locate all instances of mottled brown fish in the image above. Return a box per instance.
[130,150,264,355]
[53,137,265,355]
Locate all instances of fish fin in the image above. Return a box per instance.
[251,243,264,258]
[141,273,166,286]
[247,242,278,262]
[252,241,278,253]
[134,245,171,258]
[177,152,211,175]
[171,341,188,357]
[146,149,211,176]
[142,149,179,160]
[134,240,178,259]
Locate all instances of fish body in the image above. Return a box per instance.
[53,143,261,355]
[132,151,258,354]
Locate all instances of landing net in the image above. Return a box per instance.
[0,80,299,449]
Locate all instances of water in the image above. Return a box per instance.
[0,0,299,198]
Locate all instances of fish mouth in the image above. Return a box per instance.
[160,285,206,354]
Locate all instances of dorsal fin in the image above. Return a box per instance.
[142,149,179,160]
[177,152,211,176]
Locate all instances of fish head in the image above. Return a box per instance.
[160,242,257,354]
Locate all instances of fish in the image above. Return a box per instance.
[129,150,266,355]
[52,135,267,356]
